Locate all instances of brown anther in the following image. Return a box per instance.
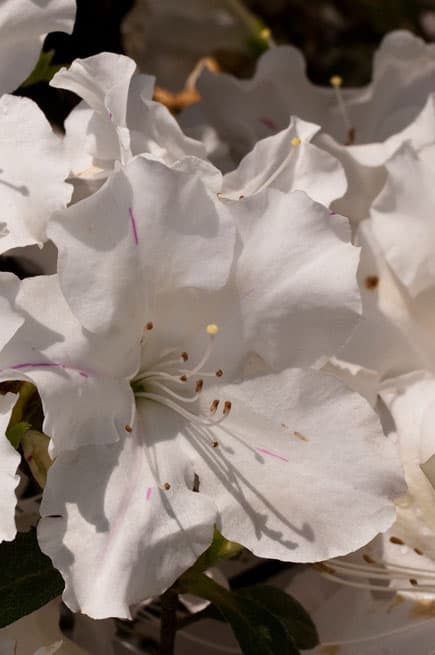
[239,194,245,199]
[181,351,189,362]
[346,126,356,146]
[390,536,405,545]
[365,275,379,290]
[179,374,188,382]
[363,553,376,564]
[145,321,154,330]
[414,547,424,556]
[124,424,133,433]
[215,369,223,378]
[195,379,204,393]
[293,430,308,442]
[410,578,418,586]
[223,400,232,416]
[163,482,171,491]
[210,399,220,415]
[211,440,219,448]
[312,562,336,575]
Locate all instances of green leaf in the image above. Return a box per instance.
[6,382,38,448]
[6,421,31,449]
[179,573,300,655]
[0,530,64,627]
[237,585,318,650]
[20,50,63,88]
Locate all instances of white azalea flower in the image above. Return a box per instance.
[0,155,403,618]
[0,0,76,252]
[0,273,29,544]
[52,52,347,207]
[325,217,435,404]
[0,0,76,96]
[286,374,435,652]
[287,567,435,654]
[51,53,206,184]
[371,143,435,296]
[187,31,435,223]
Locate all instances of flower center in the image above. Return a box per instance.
[131,323,232,434]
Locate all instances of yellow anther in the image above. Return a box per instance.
[291,137,301,147]
[206,324,219,336]
[260,27,271,41]
[330,75,343,88]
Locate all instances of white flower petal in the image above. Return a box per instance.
[232,190,360,368]
[0,393,20,542]
[371,144,435,296]
[221,117,346,206]
[381,373,435,562]
[0,275,136,454]
[290,568,435,654]
[0,95,72,251]
[0,0,75,95]
[191,368,403,562]
[38,402,217,619]
[49,156,235,340]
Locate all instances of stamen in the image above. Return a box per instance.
[181,351,189,362]
[179,375,188,382]
[163,482,171,491]
[215,369,223,378]
[183,326,219,378]
[318,556,435,596]
[136,392,230,428]
[145,322,154,331]
[329,75,355,145]
[210,399,220,415]
[148,380,201,404]
[195,379,204,393]
[291,137,301,146]
[211,440,219,448]
[223,401,232,416]
[125,424,133,433]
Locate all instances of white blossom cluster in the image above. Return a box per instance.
[2,1,435,651]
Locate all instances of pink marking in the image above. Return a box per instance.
[128,207,139,245]
[146,487,152,501]
[12,361,62,369]
[259,117,277,131]
[108,111,113,121]
[329,210,337,215]
[256,447,288,463]
[5,362,90,377]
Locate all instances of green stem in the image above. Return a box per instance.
[159,588,179,655]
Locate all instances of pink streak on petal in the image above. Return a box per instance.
[256,447,288,462]
[329,210,337,215]
[128,207,139,245]
[6,362,91,377]
[260,117,277,131]
[146,487,152,501]
[108,111,113,121]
